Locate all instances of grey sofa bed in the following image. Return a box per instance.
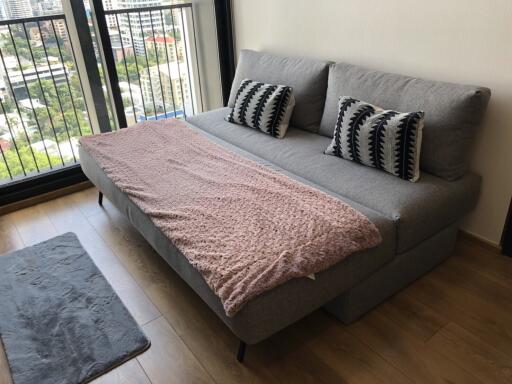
[79,50,490,360]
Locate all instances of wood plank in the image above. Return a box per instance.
[9,203,57,246]
[267,312,412,384]
[454,239,512,290]
[428,322,512,384]
[407,261,512,359]
[0,339,12,384]
[71,187,106,218]
[137,317,214,384]
[375,290,450,342]
[92,359,151,384]
[0,213,23,255]
[347,310,482,384]
[0,181,91,216]
[0,216,18,384]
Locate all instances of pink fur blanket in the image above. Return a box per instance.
[80,119,381,316]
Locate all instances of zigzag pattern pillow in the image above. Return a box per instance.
[226,79,295,138]
[325,96,424,182]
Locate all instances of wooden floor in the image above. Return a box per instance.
[1,187,511,384]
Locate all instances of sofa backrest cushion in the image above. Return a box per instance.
[319,62,491,181]
[229,50,330,132]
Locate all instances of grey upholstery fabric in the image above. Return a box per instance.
[188,108,481,253]
[324,222,459,323]
[228,50,330,132]
[319,63,491,181]
[0,233,149,384]
[80,137,395,344]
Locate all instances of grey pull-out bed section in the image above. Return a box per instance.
[79,127,395,345]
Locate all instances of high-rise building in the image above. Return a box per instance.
[117,0,162,55]
[103,0,118,31]
[53,19,69,43]
[4,0,33,19]
[140,63,190,114]
[144,35,184,64]
[36,0,62,16]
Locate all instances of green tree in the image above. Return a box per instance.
[0,145,63,181]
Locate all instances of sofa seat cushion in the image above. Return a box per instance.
[187,108,481,253]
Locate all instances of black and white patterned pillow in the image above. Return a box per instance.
[225,79,295,138]
[325,96,424,182]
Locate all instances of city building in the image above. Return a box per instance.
[144,35,184,63]
[53,19,69,43]
[5,61,68,99]
[109,31,134,62]
[103,0,118,31]
[3,0,32,20]
[35,0,62,16]
[28,27,42,46]
[139,62,189,113]
[117,0,162,55]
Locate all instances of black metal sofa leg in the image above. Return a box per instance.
[237,341,246,363]
[98,191,103,207]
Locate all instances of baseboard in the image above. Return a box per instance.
[0,181,92,215]
[458,230,502,254]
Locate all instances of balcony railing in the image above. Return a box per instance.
[0,2,201,188]
[103,3,201,126]
[0,14,92,185]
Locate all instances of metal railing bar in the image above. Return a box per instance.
[0,98,26,176]
[158,9,177,118]
[137,11,158,119]
[104,4,192,16]
[0,14,66,26]
[37,20,77,163]
[21,22,65,166]
[189,6,204,112]
[51,20,84,138]
[63,18,93,132]
[0,42,40,172]
[169,8,186,118]
[126,13,148,119]
[179,7,194,115]
[7,24,53,169]
[148,10,167,118]
[114,14,137,123]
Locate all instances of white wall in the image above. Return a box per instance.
[232,0,512,246]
